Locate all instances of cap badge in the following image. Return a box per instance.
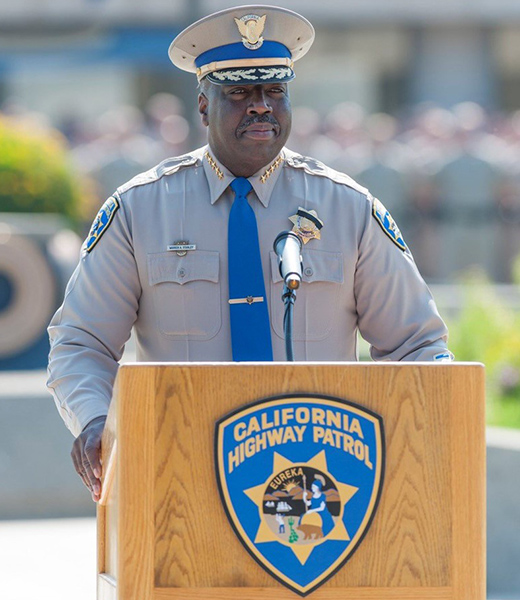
[289,207,324,244]
[234,14,267,50]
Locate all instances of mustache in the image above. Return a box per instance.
[237,114,280,134]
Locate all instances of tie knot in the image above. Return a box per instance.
[230,177,253,198]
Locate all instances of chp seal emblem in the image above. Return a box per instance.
[215,394,385,596]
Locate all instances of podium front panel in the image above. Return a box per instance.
[97,363,485,600]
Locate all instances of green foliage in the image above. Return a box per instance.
[0,116,82,223]
[447,268,520,429]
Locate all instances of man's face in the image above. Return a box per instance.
[198,81,292,177]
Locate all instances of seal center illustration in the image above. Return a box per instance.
[263,466,341,546]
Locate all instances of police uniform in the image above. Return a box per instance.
[47,6,451,437]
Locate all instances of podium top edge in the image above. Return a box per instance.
[118,361,485,369]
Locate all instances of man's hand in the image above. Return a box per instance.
[71,415,107,502]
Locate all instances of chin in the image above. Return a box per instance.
[242,137,284,158]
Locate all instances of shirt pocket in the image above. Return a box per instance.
[147,251,221,340]
[269,249,343,341]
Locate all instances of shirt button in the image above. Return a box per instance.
[178,268,187,278]
[304,267,313,277]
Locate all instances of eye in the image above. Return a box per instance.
[229,87,247,95]
[269,86,286,95]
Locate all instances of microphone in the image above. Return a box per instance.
[273,231,303,290]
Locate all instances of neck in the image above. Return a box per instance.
[208,144,278,178]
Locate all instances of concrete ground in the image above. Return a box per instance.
[0,517,96,600]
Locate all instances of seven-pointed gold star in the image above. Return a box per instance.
[289,210,322,244]
[244,450,358,565]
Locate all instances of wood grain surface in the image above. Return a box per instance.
[153,586,453,599]
[117,366,156,600]
[97,362,485,600]
[98,373,120,581]
[98,388,117,577]
[451,366,486,600]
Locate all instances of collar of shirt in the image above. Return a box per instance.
[202,145,286,208]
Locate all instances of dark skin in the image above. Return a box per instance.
[74,79,292,502]
[198,80,292,176]
[72,415,106,502]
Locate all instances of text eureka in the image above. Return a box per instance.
[228,407,374,473]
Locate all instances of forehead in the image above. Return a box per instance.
[206,81,289,95]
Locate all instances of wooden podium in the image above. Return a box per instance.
[97,363,485,600]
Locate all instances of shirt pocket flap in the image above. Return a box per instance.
[269,249,343,284]
[148,251,219,286]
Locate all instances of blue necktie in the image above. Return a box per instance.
[228,177,273,361]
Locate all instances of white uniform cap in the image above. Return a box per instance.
[169,5,315,85]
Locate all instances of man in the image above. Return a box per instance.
[47,5,452,502]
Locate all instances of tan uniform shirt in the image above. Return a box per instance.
[47,145,450,436]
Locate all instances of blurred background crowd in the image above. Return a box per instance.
[4,96,520,282]
[2,0,520,424]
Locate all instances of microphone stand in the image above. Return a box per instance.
[273,230,303,362]
[282,283,297,361]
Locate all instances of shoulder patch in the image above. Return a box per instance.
[371,198,408,252]
[85,196,120,253]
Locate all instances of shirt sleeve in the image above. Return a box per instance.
[354,193,452,362]
[47,194,141,437]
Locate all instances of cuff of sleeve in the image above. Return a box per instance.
[400,347,455,362]
[74,406,110,438]
[48,384,110,438]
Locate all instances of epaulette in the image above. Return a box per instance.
[283,148,369,197]
[116,149,203,196]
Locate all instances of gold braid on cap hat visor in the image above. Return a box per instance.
[197,57,294,81]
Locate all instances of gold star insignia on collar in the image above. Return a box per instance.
[289,207,324,244]
[260,156,283,183]
[204,151,224,180]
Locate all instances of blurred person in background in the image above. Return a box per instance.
[431,102,501,280]
[46,5,452,502]
[286,105,321,156]
[495,110,520,282]
[71,103,166,211]
[357,112,411,230]
[321,102,372,175]
[394,105,455,280]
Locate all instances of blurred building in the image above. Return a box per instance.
[1,0,520,119]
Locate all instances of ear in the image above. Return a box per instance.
[198,93,209,127]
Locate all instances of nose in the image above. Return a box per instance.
[247,87,272,115]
